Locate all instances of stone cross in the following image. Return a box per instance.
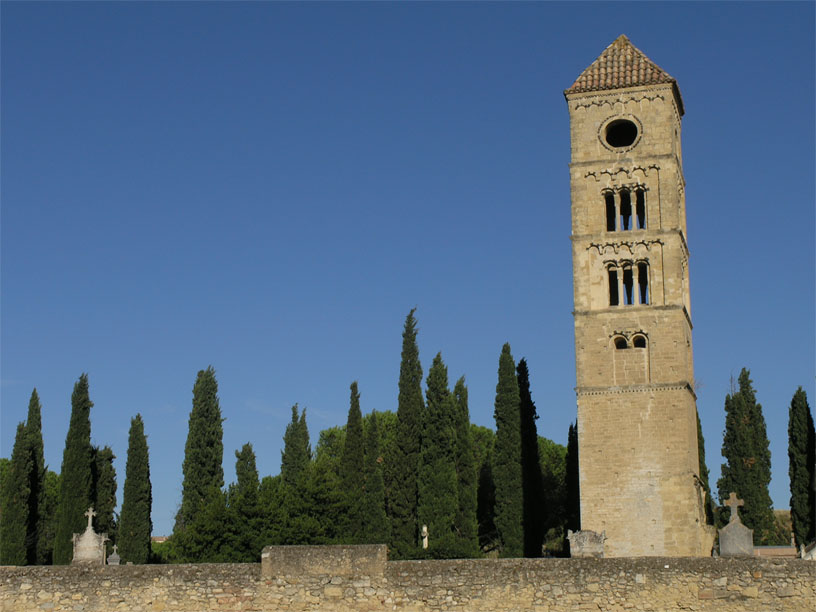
[84,507,97,530]
[107,544,121,566]
[725,492,744,523]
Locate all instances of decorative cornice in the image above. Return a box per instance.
[585,165,660,181]
[576,381,695,398]
[588,239,662,256]
[572,91,670,112]
[573,304,687,317]
[569,89,683,125]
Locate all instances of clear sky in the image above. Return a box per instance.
[2,2,813,538]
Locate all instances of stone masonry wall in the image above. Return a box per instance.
[1,546,814,612]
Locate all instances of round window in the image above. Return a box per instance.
[605,119,639,148]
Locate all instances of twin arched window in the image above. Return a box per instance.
[605,188,646,232]
[613,334,648,350]
[608,261,649,306]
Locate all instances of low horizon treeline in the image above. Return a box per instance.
[1,310,813,564]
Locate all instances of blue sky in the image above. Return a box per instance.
[2,2,813,537]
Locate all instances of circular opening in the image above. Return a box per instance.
[605,119,638,148]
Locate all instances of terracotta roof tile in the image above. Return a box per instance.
[566,35,676,94]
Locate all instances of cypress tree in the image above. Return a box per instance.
[232,443,262,560]
[717,369,776,543]
[91,446,117,544]
[25,389,46,564]
[417,353,459,557]
[40,470,60,565]
[538,436,567,554]
[517,359,545,557]
[360,411,390,544]
[281,405,311,488]
[564,421,580,533]
[234,443,260,510]
[175,366,224,533]
[492,343,523,557]
[472,424,497,552]
[177,486,237,562]
[0,423,32,565]
[391,309,424,558]
[340,382,365,541]
[53,374,94,564]
[118,414,152,564]
[788,387,815,547]
[305,429,345,544]
[452,377,478,556]
[696,409,716,525]
[377,410,400,544]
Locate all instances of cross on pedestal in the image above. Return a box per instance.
[725,492,744,523]
[85,507,97,530]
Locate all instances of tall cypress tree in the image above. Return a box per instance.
[340,382,365,541]
[717,368,776,543]
[452,377,478,557]
[279,408,323,545]
[473,425,498,552]
[91,446,117,544]
[564,421,580,533]
[232,443,262,560]
[281,405,311,488]
[24,389,46,564]
[391,309,424,558]
[175,366,224,533]
[492,343,523,557]
[360,411,390,544]
[118,414,152,564]
[0,423,32,565]
[788,387,815,548]
[417,353,459,557]
[304,429,345,544]
[39,470,60,565]
[696,409,715,525]
[517,359,545,557]
[53,374,94,564]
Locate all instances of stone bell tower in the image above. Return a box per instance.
[564,35,713,556]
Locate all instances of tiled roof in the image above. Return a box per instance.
[566,35,677,95]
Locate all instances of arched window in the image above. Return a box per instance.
[632,335,647,348]
[607,261,650,306]
[622,264,634,305]
[605,192,616,231]
[608,265,619,306]
[602,187,647,232]
[619,189,632,231]
[635,189,646,229]
[614,336,628,350]
[637,261,649,305]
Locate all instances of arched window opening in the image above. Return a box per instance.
[605,192,616,231]
[614,337,628,350]
[619,190,632,231]
[635,189,646,229]
[637,262,649,305]
[632,335,647,349]
[622,265,634,305]
[608,267,619,306]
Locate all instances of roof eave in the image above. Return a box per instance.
[563,81,685,117]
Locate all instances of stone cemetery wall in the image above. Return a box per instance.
[1,545,814,611]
